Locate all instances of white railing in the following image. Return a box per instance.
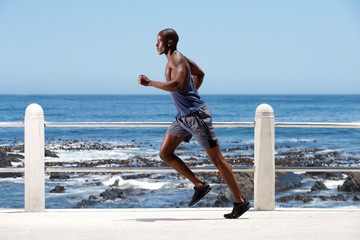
[1,103,360,212]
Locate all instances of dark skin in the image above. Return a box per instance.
[138,31,244,204]
[138,33,204,91]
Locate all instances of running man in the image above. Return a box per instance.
[138,28,250,219]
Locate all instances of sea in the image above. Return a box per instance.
[0,94,359,209]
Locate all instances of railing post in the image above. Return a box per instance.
[254,104,275,210]
[24,104,45,212]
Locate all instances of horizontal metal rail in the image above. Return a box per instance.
[0,168,25,173]
[44,122,360,128]
[1,121,359,128]
[2,166,360,173]
[275,167,360,172]
[44,122,255,127]
[0,122,24,127]
[0,167,254,173]
[44,166,360,173]
[275,122,360,128]
[45,166,255,173]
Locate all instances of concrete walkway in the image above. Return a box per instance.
[0,208,359,240]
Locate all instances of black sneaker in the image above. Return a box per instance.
[188,182,212,206]
[224,200,251,219]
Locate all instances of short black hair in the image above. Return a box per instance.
[159,28,179,46]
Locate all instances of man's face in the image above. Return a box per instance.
[156,33,168,55]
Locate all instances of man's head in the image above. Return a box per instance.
[156,28,179,55]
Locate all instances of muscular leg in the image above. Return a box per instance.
[159,134,203,188]
[205,145,245,203]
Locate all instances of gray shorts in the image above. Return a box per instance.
[166,106,219,150]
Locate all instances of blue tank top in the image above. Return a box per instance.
[168,59,207,117]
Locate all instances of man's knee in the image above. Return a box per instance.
[159,150,172,161]
[159,151,166,160]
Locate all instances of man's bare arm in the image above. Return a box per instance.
[138,75,178,91]
[184,57,205,90]
[138,74,182,92]
[138,58,187,92]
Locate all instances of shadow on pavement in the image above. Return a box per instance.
[121,217,249,222]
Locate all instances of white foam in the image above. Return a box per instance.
[103,176,167,190]
[10,162,23,167]
[46,149,136,162]
[277,138,315,143]
[0,176,24,183]
[324,179,345,189]
[316,149,337,154]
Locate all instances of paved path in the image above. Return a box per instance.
[0,208,359,240]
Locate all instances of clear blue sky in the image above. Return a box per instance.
[0,0,359,94]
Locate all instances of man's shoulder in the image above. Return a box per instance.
[170,51,187,66]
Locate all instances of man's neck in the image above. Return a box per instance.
[165,48,177,60]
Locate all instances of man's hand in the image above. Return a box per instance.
[138,75,151,86]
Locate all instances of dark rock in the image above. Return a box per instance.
[0,158,11,168]
[294,194,313,203]
[352,195,360,201]
[327,172,344,180]
[277,194,313,203]
[50,185,65,193]
[0,154,22,178]
[123,188,150,195]
[277,195,295,203]
[45,149,59,158]
[50,173,70,180]
[196,202,207,207]
[110,179,119,187]
[2,153,24,162]
[314,194,347,201]
[100,190,119,200]
[198,172,223,184]
[234,172,254,200]
[305,172,343,180]
[153,175,166,180]
[316,196,329,201]
[122,173,152,180]
[100,188,126,200]
[0,172,23,178]
[275,172,304,192]
[311,181,328,192]
[213,191,232,207]
[338,173,360,193]
[0,152,23,176]
[74,199,101,208]
[329,194,347,201]
[200,171,305,202]
[0,151,14,167]
[74,194,102,208]
[89,195,98,200]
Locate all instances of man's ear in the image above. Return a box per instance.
[168,39,173,47]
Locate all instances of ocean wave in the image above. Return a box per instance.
[47,149,135,162]
[282,138,315,143]
[0,176,24,183]
[324,179,346,190]
[102,176,168,190]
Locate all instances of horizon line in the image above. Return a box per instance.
[0,93,360,96]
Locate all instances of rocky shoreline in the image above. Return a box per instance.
[277,172,360,204]
[1,139,360,208]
